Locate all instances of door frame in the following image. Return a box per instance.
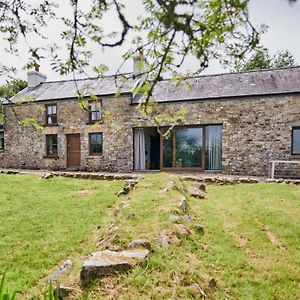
[160,125,205,172]
[66,133,81,168]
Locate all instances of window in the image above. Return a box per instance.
[162,125,223,170]
[89,133,103,155]
[46,135,58,157]
[89,101,102,123]
[292,127,300,154]
[162,126,203,169]
[0,132,4,151]
[46,104,57,125]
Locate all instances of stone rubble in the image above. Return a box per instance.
[179,196,187,211]
[188,182,206,199]
[194,224,205,234]
[54,286,74,300]
[80,249,150,285]
[174,224,191,237]
[50,260,72,282]
[182,214,193,223]
[128,239,152,251]
[170,214,181,223]
[41,172,53,179]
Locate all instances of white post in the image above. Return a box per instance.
[271,161,275,179]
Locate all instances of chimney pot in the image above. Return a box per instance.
[35,63,40,72]
[133,48,147,78]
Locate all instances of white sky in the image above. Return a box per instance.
[0,0,299,83]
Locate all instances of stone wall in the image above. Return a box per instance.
[1,93,300,176]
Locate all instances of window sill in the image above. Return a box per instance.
[88,154,102,157]
[86,121,103,125]
[44,124,58,127]
[291,154,300,159]
[44,156,59,159]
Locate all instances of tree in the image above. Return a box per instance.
[0,79,27,123]
[0,79,27,100]
[0,0,296,127]
[236,49,295,71]
[0,1,263,94]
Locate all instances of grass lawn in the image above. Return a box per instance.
[0,174,124,294]
[1,173,300,299]
[77,174,300,300]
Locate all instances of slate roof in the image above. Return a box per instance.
[9,73,135,103]
[8,66,300,104]
[147,66,300,103]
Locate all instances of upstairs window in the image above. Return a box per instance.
[89,133,103,155]
[292,127,300,155]
[0,132,4,151]
[89,101,102,123]
[46,104,57,125]
[46,134,58,157]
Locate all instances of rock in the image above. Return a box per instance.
[209,278,217,290]
[174,224,191,237]
[41,172,53,180]
[50,260,72,281]
[54,286,73,299]
[120,201,131,209]
[80,249,150,284]
[188,183,206,199]
[198,183,206,192]
[157,229,181,247]
[179,196,187,211]
[128,239,152,251]
[183,214,193,223]
[127,212,136,218]
[157,235,169,247]
[117,180,138,197]
[170,215,181,223]
[195,224,205,234]
[188,283,207,298]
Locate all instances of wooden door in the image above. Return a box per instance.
[67,134,81,168]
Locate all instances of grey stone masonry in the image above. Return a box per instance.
[0,93,300,176]
[1,67,300,176]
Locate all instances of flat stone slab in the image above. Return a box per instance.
[80,249,149,284]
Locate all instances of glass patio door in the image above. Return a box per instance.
[162,126,204,170]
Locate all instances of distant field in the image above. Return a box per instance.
[0,173,300,299]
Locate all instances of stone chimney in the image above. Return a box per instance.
[133,49,147,78]
[27,64,47,88]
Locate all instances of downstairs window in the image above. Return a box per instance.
[46,135,58,157]
[292,127,300,155]
[89,133,103,155]
[161,124,223,170]
[0,132,4,151]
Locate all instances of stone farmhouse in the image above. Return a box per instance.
[0,65,300,177]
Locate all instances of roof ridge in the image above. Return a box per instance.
[42,72,133,84]
[157,65,300,82]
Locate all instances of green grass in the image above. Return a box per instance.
[0,174,124,294]
[76,174,300,300]
[1,173,300,299]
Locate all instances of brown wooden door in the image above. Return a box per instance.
[67,134,81,168]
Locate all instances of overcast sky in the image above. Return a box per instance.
[1,0,300,83]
